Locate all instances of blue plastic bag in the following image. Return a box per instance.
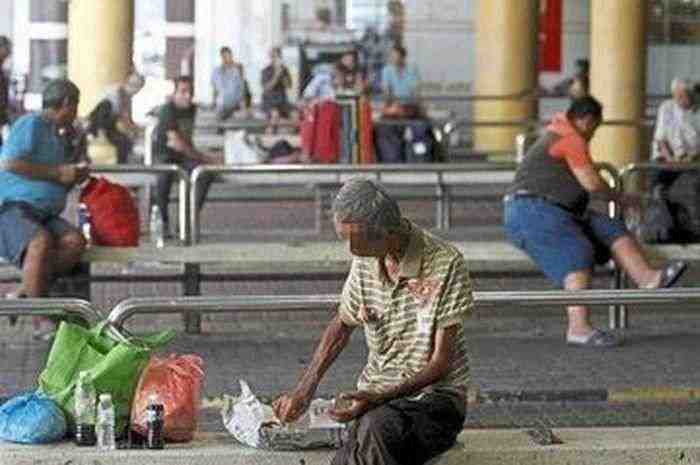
[0,392,67,444]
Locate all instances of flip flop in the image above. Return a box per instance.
[659,261,687,288]
[566,329,620,348]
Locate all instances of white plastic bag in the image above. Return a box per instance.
[224,131,263,165]
[221,380,346,451]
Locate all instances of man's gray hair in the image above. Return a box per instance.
[125,72,145,94]
[671,77,691,93]
[0,36,11,50]
[332,178,404,233]
[42,79,80,109]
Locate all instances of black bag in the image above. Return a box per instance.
[374,123,405,163]
[404,121,437,163]
[638,186,674,243]
[374,120,441,163]
[667,171,700,241]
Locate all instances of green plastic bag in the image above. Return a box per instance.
[38,321,176,436]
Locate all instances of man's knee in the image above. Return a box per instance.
[563,270,592,290]
[26,230,55,256]
[356,406,405,444]
[59,231,87,255]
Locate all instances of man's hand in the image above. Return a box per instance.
[273,390,313,424]
[57,163,90,186]
[338,390,387,406]
[166,132,190,153]
[203,152,224,165]
[658,141,673,161]
[619,192,643,209]
[328,395,372,423]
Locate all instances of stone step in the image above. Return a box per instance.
[3,427,700,465]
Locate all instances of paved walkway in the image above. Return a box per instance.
[4,427,700,465]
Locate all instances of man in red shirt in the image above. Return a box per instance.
[504,96,686,348]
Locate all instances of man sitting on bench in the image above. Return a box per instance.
[274,178,470,465]
[504,96,687,348]
[0,79,89,339]
[153,76,221,237]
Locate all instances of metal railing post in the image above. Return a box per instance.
[190,166,204,244]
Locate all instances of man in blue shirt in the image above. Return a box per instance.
[0,79,89,337]
[211,47,249,122]
[381,44,420,105]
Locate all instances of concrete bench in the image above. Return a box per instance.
[2,238,696,286]
[2,239,697,333]
[190,164,518,242]
[3,426,700,465]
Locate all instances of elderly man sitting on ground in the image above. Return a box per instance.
[274,178,471,465]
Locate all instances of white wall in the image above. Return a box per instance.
[195,0,284,105]
[0,0,13,39]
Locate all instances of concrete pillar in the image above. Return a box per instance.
[473,0,539,157]
[589,0,647,169]
[68,0,134,116]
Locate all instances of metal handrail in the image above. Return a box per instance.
[189,163,520,243]
[0,298,102,326]
[619,161,700,182]
[90,164,191,244]
[106,288,700,330]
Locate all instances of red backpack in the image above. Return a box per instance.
[80,177,140,247]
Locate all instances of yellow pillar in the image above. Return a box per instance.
[68,0,134,117]
[474,0,538,158]
[589,0,647,169]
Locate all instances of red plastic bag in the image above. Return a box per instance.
[80,177,140,246]
[300,101,341,164]
[131,355,205,442]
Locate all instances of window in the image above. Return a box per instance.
[347,0,389,30]
[165,37,195,79]
[166,0,195,23]
[649,0,700,44]
[30,0,68,22]
[29,39,67,92]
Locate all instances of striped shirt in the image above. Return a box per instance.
[338,221,473,395]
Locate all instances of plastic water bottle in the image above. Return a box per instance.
[145,394,165,449]
[77,203,92,245]
[96,393,116,450]
[150,205,164,249]
[74,371,97,446]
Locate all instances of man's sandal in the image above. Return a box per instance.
[659,261,687,288]
[567,329,620,348]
